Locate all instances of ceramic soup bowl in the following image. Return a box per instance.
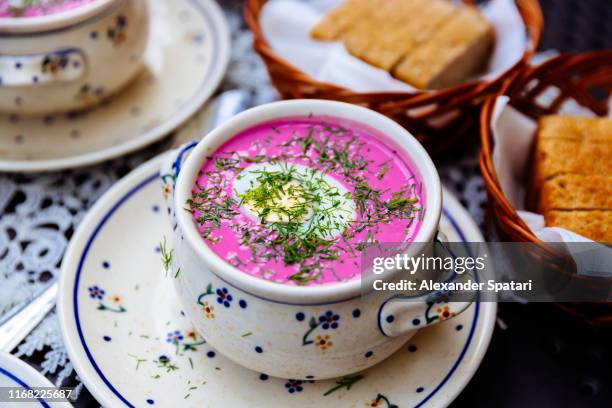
[0,0,148,115]
[160,100,472,380]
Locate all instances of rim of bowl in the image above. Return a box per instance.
[0,0,117,34]
[174,99,442,305]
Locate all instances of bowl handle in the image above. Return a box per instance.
[159,141,198,224]
[0,48,86,87]
[376,233,476,337]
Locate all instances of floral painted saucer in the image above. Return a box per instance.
[0,351,72,407]
[0,0,229,173]
[58,156,496,407]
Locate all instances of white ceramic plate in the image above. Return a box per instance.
[0,0,230,173]
[0,351,72,407]
[58,156,496,407]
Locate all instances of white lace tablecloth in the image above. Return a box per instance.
[0,1,485,403]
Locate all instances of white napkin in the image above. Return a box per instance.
[491,96,612,277]
[260,0,527,92]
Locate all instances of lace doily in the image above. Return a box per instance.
[0,1,484,403]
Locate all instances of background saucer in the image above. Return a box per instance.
[0,0,230,173]
[0,351,71,407]
[58,156,496,407]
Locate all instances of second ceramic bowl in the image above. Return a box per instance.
[0,0,149,115]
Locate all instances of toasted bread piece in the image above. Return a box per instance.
[528,116,612,210]
[544,210,612,242]
[538,116,612,142]
[393,6,494,89]
[341,0,414,61]
[352,0,455,71]
[310,0,370,41]
[539,175,612,212]
[531,116,612,241]
[531,139,612,188]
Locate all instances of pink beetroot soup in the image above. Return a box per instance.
[0,0,96,18]
[190,115,425,286]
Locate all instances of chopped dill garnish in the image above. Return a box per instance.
[187,183,240,243]
[377,161,390,180]
[156,355,179,372]
[214,156,240,171]
[128,354,147,370]
[159,237,173,276]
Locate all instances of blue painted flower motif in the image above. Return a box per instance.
[88,285,105,300]
[166,330,184,344]
[301,311,342,346]
[41,54,69,75]
[216,287,233,308]
[197,283,246,313]
[87,285,126,313]
[76,84,105,103]
[285,379,304,393]
[318,310,340,330]
[117,15,128,28]
[107,15,128,45]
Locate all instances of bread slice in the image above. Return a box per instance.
[544,210,612,242]
[531,139,612,189]
[392,5,495,89]
[528,115,612,209]
[349,0,455,71]
[538,116,612,143]
[539,175,612,212]
[310,0,371,41]
[341,0,414,62]
[531,116,612,241]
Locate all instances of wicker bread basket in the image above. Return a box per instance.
[245,0,543,156]
[479,51,612,326]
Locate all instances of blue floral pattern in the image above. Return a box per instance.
[284,379,304,394]
[300,310,341,347]
[87,285,125,313]
[197,283,248,312]
[88,285,105,300]
[166,330,184,344]
[319,310,340,330]
[107,15,128,45]
[216,287,233,308]
[165,329,206,352]
[41,54,70,75]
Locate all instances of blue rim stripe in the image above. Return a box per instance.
[0,366,51,408]
[73,173,482,407]
[73,174,156,408]
[414,208,479,407]
[172,141,198,178]
[72,0,221,402]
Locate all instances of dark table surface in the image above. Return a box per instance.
[452,1,611,407]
